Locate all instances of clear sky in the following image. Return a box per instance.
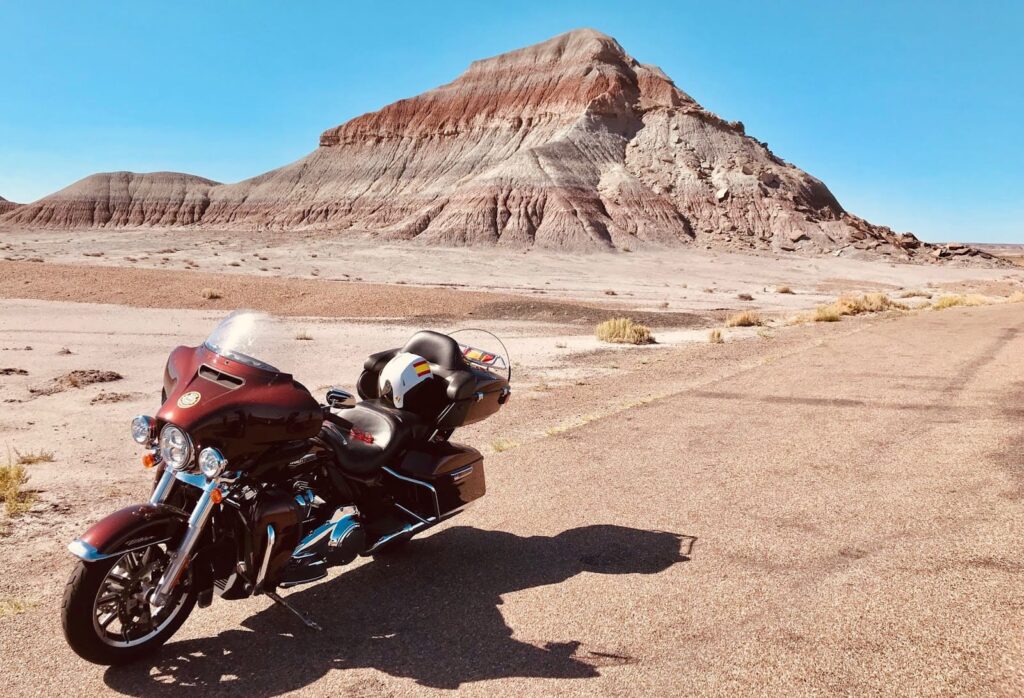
[2,1,1021,242]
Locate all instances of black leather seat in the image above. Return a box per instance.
[320,400,427,479]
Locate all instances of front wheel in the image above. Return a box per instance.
[61,542,196,665]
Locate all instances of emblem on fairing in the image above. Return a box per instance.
[177,391,202,408]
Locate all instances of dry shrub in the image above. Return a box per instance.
[708,329,724,344]
[596,318,654,345]
[737,293,754,301]
[0,452,34,517]
[725,311,764,327]
[814,306,842,322]
[776,286,794,294]
[814,293,906,322]
[14,449,54,466]
[899,290,932,299]
[295,330,314,341]
[932,294,990,310]
[1006,291,1024,303]
[492,438,518,453]
[200,288,222,300]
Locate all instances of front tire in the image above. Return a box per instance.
[61,543,196,665]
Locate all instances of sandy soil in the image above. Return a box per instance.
[1,235,1023,696]
[2,229,1022,312]
[0,296,1022,696]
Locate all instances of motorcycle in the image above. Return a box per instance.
[61,311,511,665]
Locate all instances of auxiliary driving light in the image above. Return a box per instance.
[198,447,228,480]
[130,415,156,445]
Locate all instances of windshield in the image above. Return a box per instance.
[203,311,284,372]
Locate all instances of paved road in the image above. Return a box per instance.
[4,304,1024,696]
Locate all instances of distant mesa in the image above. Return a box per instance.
[0,29,1000,264]
[0,195,21,215]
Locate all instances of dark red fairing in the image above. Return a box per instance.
[159,345,323,468]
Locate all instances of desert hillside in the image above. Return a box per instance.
[0,29,999,264]
[0,195,19,214]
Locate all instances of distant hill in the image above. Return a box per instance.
[0,29,1003,265]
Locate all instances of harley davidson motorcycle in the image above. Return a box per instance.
[61,311,511,665]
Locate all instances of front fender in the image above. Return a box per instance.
[68,503,188,562]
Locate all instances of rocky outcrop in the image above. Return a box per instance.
[0,196,20,215]
[3,172,218,228]
[0,29,1000,264]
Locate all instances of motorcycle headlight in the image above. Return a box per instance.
[130,415,155,445]
[159,424,193,471]
[198,447,227,480]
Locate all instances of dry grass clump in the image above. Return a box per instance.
[1,451,34,517]
[814,306,842,322]
[1006,291,1024,303]
[776,285,794,294]
[14,449,54,466]
[708,329,724,344]
[737,293,754,301]
[899,290,932,299]
[813,293,907,322]
[491,438,519,453]
[200,288,223,300]
[931,294,990,310]
[0,597,33,618]
[595,318,654,345]
[725,311,764,327]
[295,330,314,341]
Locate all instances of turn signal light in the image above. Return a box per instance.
[142,453,158,469]
[210,488,223,505]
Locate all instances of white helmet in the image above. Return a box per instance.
[378,352,433,409]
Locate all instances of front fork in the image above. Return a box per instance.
[148,467,219,607]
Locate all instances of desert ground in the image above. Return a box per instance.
[1,234,1023,696]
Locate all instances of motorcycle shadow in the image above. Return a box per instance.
[104,524,694,695]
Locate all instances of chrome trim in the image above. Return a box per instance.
[382,466,441,521]
[68,536,173,562]
[365,520,428,554]
[394,502,429,524]
[174,470,208,490]
[449,465,474,482]
[292,512,361,557]
[256,524,275,591]
[150,478,219,606]
[149,466,176,505]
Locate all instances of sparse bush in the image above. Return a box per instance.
[737,293,754,301]
[776,285,794,294]
[295,330,314,341]
[492,438,518,453]
[1,451,34,517]
[200,288,222,300]
[814,306,842,322]
[899,290,932,299]
[708,329,724,343]
[14,449,54,466]
[813,293,907,322]
[725,311,764,327]
[1006,291,1024,303]
[596,318,654,345]
[604,289,618,296]
[932,294,990,310]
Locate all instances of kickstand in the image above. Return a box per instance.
[266,591,322,631]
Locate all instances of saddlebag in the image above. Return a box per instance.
[393,442,486,517]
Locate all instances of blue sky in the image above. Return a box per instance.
[1,1,1021,242]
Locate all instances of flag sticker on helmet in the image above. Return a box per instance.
[413,359,431,377]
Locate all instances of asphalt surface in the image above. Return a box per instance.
[2,303,1023,696]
